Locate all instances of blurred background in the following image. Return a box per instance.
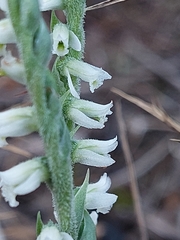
[1,0,180,239]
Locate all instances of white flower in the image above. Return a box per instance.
[0,19,16,44]
[68,99,113,129]
[64,59,111,98]
[72,137,118,167]
[1,51,26,84]
[0,0,8,12]
[38,0,63,11]
[85,173,118,214]
[0,106,37,147]
[0,158,47,207]
[37,226,74,240]
[52,23,81,57]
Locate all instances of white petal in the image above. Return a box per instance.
[85,192,118,214]
[37,226,61,240]
[77,137,118,154]
[0,18,16,44]
[0,183,19,207]
[60,232,74,240]
[72,99,113,117]
[38,0,63,11]
[68,108,104,129]
[64,67,80,99]
[14,169,42,195]
[90,211,98,225]
[0,0,8,12]
[87,173,111,193]
[74,149,115,167]
[0,160,40,186]
[69,31,81,51]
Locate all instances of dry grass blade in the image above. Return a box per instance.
[86,0,125,11]
[111,87,180,133]
[115,100,148,240]
[2,144,32,158]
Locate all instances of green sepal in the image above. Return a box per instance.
[36,211,44,236]
[78,210,96,240]
[75,170,89,233]
[50,11,60,32]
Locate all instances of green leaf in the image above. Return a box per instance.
[36,211,44,236]
[50,11,60,32]
[75,170,89,232]
[78,210,96,240]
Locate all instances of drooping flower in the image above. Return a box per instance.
[1,51,26,84]
[64,59,111,98]
[37,226,74,240]
[72,137,118,167]
[0,158,48,207]
[52,23,81,57]
[0,106,37,147]
[0,18,16,44]
[68,99,113,129]
[38,0,64,11]
[85,173,118,214]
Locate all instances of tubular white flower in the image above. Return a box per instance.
[37,226,74,240]
[85,173,118,214]
[0,158,48,207]
[0,18,16,44]
[72,137,118,167]
[0,106,37,147]
[65,59,111,98]
[1,51,26,84]
[52,23,81,57]
[38,0,63,11]
[68,99,113,129]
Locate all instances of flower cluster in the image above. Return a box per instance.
[0,1,118,239]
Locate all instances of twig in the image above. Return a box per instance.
[111,87,180,133]
[115,100,148,240]
[86,0,125,11]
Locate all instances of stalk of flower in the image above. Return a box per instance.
[72,137,118,167]
[67,98,113,129]
[64,59,112,98]
[0,158,48,207]
[0,106,37,147]
[52,23,81,57]
[37,226,74,240]
[85,173,118,214]
[1,51,26,84]
[0,18,16,44]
